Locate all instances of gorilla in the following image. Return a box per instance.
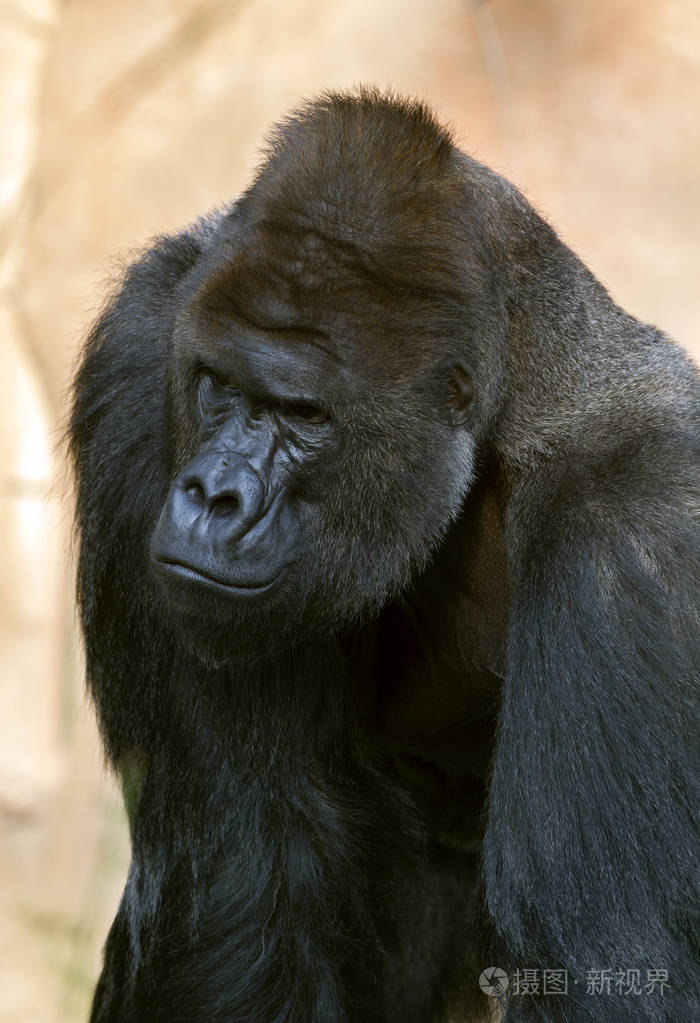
[69,89,698,1022]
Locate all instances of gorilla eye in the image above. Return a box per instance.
[197,369,242,414]
[285,401,330,425]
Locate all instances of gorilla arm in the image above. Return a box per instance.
[484,436,699,1018]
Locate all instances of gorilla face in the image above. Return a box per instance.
[150,213,477,653]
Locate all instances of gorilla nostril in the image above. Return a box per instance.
[185,482,206,506]
[211,494,240,517]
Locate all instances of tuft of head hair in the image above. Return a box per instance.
[248,88,460,244]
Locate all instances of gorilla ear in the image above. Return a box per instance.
[447,363,475,426]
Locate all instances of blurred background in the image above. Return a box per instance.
[0,0,698,1019]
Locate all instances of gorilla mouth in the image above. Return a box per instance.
[152,556,281,597]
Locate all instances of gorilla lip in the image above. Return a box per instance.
[152,556,280,596]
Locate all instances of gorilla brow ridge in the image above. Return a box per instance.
[258,215,466,305]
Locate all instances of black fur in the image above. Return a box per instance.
[69,89,699,1022]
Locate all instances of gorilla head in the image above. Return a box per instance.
[150,94,496,650]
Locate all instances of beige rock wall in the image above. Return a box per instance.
[1,2,698,1021]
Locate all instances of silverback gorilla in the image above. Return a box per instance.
[70,90,699,1022]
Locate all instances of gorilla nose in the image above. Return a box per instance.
[174,452,265,539]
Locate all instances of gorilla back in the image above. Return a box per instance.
[69,89,699,1022]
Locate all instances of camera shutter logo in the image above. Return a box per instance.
[479,967,509,997]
